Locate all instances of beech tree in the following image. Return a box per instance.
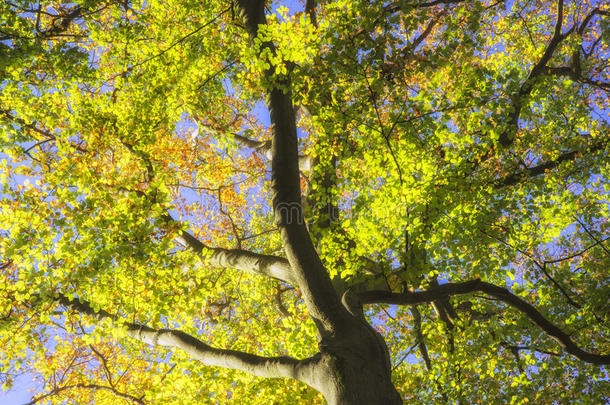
[1,0,609,403]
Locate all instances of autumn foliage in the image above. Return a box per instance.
[1,0,609,403]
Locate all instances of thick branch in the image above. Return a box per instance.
[202,126,311,171]
[358,279,610,365]
[235,0,351,334]
[495,139,607,188]
[102,196,295,285]
[409,306,432,371]
[545,66,610,90]
[233,133,311,171]
[173,225,297,285]
[499,0,569,147]
[305,0,318,27]
[233,133,271,150]
[54,294,317,383]
[385,0,465,14]
[205,247,296,284]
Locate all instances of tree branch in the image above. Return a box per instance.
[499,0,570,147]
[89,344,115,388]
[26,382,145,405]
[478,229,582,309]
[235,0,352,334]
[409,306,432,371]
[53,293,317,383]
[545,66,610,90]
[122,7,230,75]
[575,216,610,256]
[494,138,607,188]
[358,279,610,365]
[172,223,297,285]
[578,8,610,35]
[408,10,446,52]
[199,125,311,172]
[305,0,318,27]
[100,192,296,285]
[385,0,465,14]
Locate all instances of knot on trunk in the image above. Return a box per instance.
[341,289,364,319]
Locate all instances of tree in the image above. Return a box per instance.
[0,0,609,402]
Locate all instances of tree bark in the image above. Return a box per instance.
[234,1,403,403]
[358,279,610,365]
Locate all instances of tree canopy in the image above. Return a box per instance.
[0,0,609,403]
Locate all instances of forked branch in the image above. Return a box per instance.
[172,221,297,285]
[53,293,316,382]
[358,279,610,365]
[495,138,608,188]
[499,0,570,147]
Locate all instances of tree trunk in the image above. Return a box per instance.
[301,306,402,405]
[233,2,404,402]
[313,325,403,405]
